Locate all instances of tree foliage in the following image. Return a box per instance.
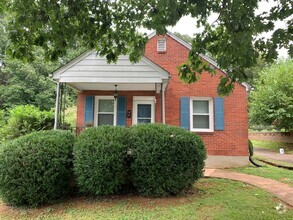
[3,0,292,95]
[174,32,192,43]
[243,57,268,86]
[0,49,57,110]
[0,16,83,110]
[249,59,293,131]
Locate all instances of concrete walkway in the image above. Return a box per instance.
[254,147,293,164]
[205,169,293,207]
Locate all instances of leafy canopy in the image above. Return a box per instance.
[249,59,293,131]
[3,0,292,95]
[0,16,82,111]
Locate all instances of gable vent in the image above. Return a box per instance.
[157,38,166,52]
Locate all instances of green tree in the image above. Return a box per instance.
[249,59,293,131]
[0,16,83,110]
[243,57,268,86]
[174,32,192,43]
[0,47,83,110]
[2,0,292,95]
[0,17,8,56]
[0,48,57,110]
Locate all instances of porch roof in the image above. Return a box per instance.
[52,51,170,91]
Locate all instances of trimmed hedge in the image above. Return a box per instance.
[130,124,206,196]
[0,130,75,207]
[74,126,131,195]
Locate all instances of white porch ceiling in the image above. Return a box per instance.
[53,51,170,91]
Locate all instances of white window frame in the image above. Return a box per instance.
[157,38,166,52]
[132,96,155,125]
[94,96,117,126]
[190,97,214,132]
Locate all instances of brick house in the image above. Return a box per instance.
[53,31,250,168]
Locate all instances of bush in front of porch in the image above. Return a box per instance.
[0,130,75,207]
[73,126,131,195]
[0,124,206,207]
[73,124,206,197]
[130,124,206,196]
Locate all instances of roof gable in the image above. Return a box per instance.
[148,31,251,91]
[53,51,170,84]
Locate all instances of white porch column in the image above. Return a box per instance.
[54,82,61,130]
[161,83,166,124]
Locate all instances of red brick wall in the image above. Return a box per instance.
[76,34,249,157]
[77,91,162,128]
[249,132,293,143]
[143,35,249,156]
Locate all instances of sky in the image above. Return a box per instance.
[142,0,290,58]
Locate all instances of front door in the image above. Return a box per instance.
[132,96,155,125]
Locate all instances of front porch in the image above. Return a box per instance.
[52,51,170,131]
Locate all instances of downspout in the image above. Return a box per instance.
[248,140,262,167]
[54,82,61,130]
[161,83,165,124]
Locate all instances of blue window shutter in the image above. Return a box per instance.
[180,97,190,130]
[214,97,224,130]
[84,96,94,125]
[117,96,126,126]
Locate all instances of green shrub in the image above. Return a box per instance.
[0,130,75,207]
[0,110,8,144]
[0,109,6,128]
[130,124,206,196]
[1,105,54,141]
[248,140,254,156]
[74,126,131,195]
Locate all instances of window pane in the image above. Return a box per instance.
[99,100,114,112]
[193,115,209,129]
[193,101,209,114]
[98,114,114,126]
[137,119,151,124]
[137,104,151,118]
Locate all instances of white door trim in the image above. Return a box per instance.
[132,96,155,125]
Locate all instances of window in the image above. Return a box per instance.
[157,38,166,52]
[137,104,152,124]
[94,96,117,126]
[190,98,213,132]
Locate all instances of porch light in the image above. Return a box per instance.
[114,85,118,100]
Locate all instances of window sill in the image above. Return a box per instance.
[190,129,214,135]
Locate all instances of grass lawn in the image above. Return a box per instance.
[0,178,292,220]
[254,155,293,168]
[251,140,293,154]
[230,162,293,186]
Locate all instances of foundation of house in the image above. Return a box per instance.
[205,156,249,168]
